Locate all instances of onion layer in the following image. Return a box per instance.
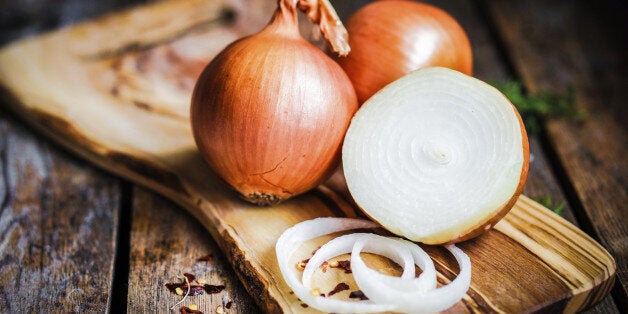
[275,217,471,313]
[343,67,529,244]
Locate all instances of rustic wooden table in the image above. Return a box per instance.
[0,0,625,313]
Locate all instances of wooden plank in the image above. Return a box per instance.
[0,0,616,312]
[483,0,628,305]
[127,187,258,313]
[0,113,120,312]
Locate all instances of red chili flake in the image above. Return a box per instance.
[337,260,352,273]
[311,246,321,255]
[289,291,294,295]
[327,282,350,297]
[165,282,185,293]
[188,285,205,296]
[164,282,205,296]
[203,284,226,294]
[197,254,213,262]
[225,301,233,309]
[184,272,196,283]
[349,290,369,300]
[180,306,204,314]
[302,258,310,264]
[300,303,309,308]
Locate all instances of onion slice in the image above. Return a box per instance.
[302,233,417,285]
[352,241,471,313]
[275,218,394,313]
[275,217,472,313]
[342,67,529,244]
[349,238,437,306]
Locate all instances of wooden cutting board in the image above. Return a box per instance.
[0,0,615,312]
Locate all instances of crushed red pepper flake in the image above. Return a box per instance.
[197,254,214,262]
[327,282,350,296]
[184,272,197,283]
[188,285,205,296]
[180,306,204,314]
[165,282,205,296]
[349,290,369,300]
[322,261,329,273]
[336,260,352,273]
[225,300,233,309]
[204,284,226,294]
[300,303,309,308]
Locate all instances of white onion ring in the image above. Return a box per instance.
[352,241,471,313]
[275,217,472,313]
[349,237,437,306]
[275,218,394,313]
[302,233,416,285]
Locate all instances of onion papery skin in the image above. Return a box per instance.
[337,0,473,104]
[342,67,529,244]
[191,6,358,205]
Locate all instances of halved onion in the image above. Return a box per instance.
[275,217,471,313]
[342,67,529,244]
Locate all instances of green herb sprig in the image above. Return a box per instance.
[491,81,584,134]
[535,195,567,216]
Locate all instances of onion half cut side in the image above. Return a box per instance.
[275,217,471,313]
[343,67,529,244]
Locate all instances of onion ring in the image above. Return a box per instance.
[352,240,470,313]
[275,218,394,313]
[275,217,471,313]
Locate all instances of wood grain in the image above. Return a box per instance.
[0,114,120,312]
[0,0,617,312]
[127,187,258,313]
[483,0,628,305]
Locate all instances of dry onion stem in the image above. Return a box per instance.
[191,0,357,205]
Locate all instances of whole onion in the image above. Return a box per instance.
[337,0,473,104]
[191,0,358,205]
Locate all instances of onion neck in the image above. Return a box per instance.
[265,0,300,38]
[265,0,351,56]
